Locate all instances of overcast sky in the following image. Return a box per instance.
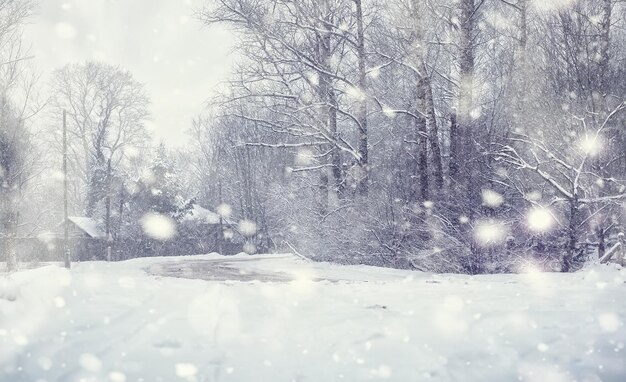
[23,0,234,146]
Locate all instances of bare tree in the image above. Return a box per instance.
[0,0,36,271]
[496,102,626,270]
[199,0,378,205]
[50,62,150,217]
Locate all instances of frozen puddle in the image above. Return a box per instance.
[146,258,294,282]
[144,253,416,283]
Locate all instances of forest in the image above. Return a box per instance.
[2,0,626,274]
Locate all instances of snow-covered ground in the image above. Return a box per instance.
[1,253,625,382]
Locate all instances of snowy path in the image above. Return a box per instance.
[1,254,625,381]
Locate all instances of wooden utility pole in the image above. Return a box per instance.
[218,179,224,255]
[63,110,71,269]
[105,158,112,261]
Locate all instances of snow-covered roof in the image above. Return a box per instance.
[183,204,231,225]
[67,216,106,238]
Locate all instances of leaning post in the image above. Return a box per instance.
[63,110,71,269]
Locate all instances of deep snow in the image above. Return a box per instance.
[1,253,625,382]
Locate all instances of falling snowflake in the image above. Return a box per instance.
[295,148,315,166]
[243,242,257,254]
[217,203,232,218]
[175,363,198,378]
[530,0,575,13]
[579,134,602,156]
[598,313,621,333]
[141,213,177,241]
[382,107,396,118]
[238,219,257,236]
[474,220,508,246]
[481,189,504,208]
[346,86,366,101]
[527,207,554,232]
[79,353,102,372]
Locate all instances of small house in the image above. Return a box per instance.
[178,204,239,255]
[59,216,108,261]
[65,216,107,239]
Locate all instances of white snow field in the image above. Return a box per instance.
[1,253,625,382]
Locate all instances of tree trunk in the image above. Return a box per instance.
[596,226,606,260]
[105,158,112,261]
[591,0,612,248]
[449,112,459,179]
[519,0,527,63]
[513,0,528,121]
[416,67,443,194]
[563,198,579,272]
[597,0,612,101]
[424,73,444,190]
[415,112,429,202]
[458,0,476,174]
[328,88,343,198]
[354,0,369,195]
[2,200,17,271]
[318,0,343,201]
[410,0,444,193]
[0,138,17,271]
[457,0,478,223]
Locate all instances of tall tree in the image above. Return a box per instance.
[50,62,150,218]
[0,0,36,271]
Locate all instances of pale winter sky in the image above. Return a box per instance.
[23,0,234,146]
